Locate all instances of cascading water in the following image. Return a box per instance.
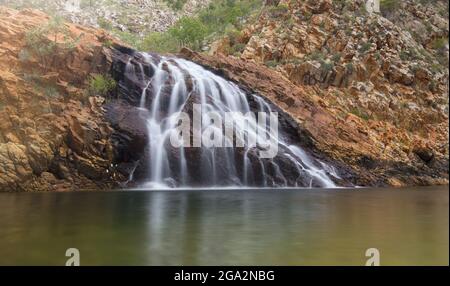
[116,51,341,189]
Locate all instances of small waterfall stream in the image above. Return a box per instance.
[116,51,341,189]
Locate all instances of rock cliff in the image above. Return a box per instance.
[204,0,449,186]
[0,7,121,191]
[0,0,210,35]
[0,0,448,191]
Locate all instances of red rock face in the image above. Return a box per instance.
[203,0,449,186]
[179,47,448,187]
[0,7,123,191]
[0,2,448,191]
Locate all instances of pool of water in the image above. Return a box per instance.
[0,186,448,265]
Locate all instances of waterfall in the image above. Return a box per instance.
[118,51,340,189]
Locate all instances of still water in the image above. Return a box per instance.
[0,186,448,266]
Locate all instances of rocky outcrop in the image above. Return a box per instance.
[0,1,448,190]
[204,0,449,186]
[0,7,122,191]
[0,0,210,35]
[180,46,448,187]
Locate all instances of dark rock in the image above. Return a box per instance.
[414,147,435,164]
[106,101,149,180]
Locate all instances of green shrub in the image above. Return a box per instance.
[169,17,208,50]
[102,39,114,48]
[113,30,141,48]
[225,25,242,45]
[428,80,437,92]
[25,16,82,69]
[203,0,262,33]
[331,53,342,63]
[399,50,410,61]
[346,62,354,74]
[230,43,247,55]
[380,0,400,12]
[164,0,188,10]
[359,42,372,54]
[374,51,381,61]
[264,60,279,68]
[320,60,334,72]
[140,32,180,53]
[98,17,113,31]
[309,51,325,61]
[380,0,401,11]
[349,107,371,121]
[88,74,117,96]
[42,86,59,98]
[119,0,263,53]
[267,3,289,18]
[432,37,448,50]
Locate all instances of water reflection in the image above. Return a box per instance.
[0,187,448,265]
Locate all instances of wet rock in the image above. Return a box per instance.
[105,101,149,181]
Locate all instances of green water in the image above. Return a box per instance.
[0,186,448,266]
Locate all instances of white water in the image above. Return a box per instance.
[123,52,339,189]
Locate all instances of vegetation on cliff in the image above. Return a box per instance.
[23,15,82,70]
[0,0,210,35]
[0,8,121,191]
[121,0,264,53]
[0,0,448,190]
[182,0,449,186]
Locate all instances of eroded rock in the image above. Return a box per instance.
[0,7,120,191]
